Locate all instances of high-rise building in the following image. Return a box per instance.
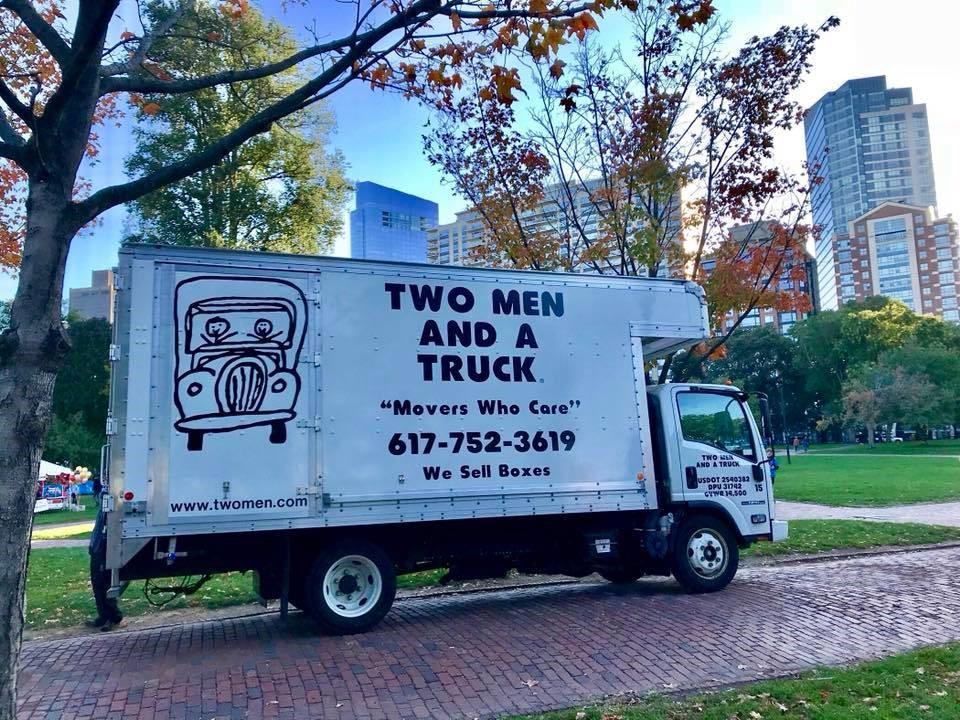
[428,179,683,275]
[68,269,115,323]
[349,182,438,263]
[804,76,938,309]
[837,202,959,321]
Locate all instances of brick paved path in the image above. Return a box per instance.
[18,547,960,720]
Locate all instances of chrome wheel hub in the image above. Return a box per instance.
[687,529,728,578]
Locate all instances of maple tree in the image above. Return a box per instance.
[0,0,655,714]
[425,1,837,374]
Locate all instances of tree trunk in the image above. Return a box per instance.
[0,182,75,720]
[866,423,875,448]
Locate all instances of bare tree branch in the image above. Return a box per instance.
[101,35,354,94]
[0,108,25,150]
[100,0,193,77]
[0,80,32,123]
[0,0,71,66]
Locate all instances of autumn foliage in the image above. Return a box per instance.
[423,1,838,357]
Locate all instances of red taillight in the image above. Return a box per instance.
[123,491,134,501]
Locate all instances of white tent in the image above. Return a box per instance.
[39,460,72,478]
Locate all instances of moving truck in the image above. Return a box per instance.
[100,245,787,634]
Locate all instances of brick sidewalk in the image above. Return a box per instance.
[17,547,960,719]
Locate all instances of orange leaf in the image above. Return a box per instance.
[450,12,462,32]
[549,58,565,79]
[141,102,161,116]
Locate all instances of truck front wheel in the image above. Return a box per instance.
[671,515,738,593]
[306,540,396,634]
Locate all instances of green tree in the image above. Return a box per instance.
[40,317,111,469]
[43,413,103,470]
[51,317,111,435]
[790,297,924,432]
[843,364,936,446]
[876,345,960,431]
[124,2,350,254]
[701,326,812,438]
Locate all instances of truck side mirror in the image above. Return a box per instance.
[757,394,773,448]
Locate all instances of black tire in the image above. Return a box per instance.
[598,567,641,584]
[306,539,396,635]
[670,514,739,593]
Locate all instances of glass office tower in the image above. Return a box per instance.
[349,182,438,263]
[804,76,938,309]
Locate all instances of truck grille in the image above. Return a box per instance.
[223,361,266,413]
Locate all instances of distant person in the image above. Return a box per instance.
[792,436,800,453]
[801,436,810,453]
[767,447,779,483]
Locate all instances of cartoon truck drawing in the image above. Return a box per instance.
[173,276,308,451]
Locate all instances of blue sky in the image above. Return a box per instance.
[2,0,958,300]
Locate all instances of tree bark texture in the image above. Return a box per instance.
[0,181,74,720]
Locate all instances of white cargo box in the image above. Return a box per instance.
[108,246,709,540]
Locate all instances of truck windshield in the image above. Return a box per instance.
[677,392,757,461]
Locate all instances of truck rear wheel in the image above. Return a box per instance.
[671,515,738,593]
[307,540,396,634]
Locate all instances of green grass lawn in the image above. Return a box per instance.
[807,438,960,455]
[26,548,449,630]
[744,519,960,557]
[513,643,960,719]
[26,548,260,630]
[32,504,98,526]
[775,454,960,506]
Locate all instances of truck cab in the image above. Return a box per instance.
[647,383,787,584]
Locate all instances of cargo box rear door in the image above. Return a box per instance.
[147,263,319,526]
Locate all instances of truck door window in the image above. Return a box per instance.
[677,392,756,461]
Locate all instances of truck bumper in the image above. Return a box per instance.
[772,520,789,542]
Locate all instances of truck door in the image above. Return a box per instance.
[672,388,771,538]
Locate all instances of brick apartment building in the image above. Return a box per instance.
[835,201,959,321]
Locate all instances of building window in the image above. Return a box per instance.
[944,310,959,322]
[919,251,928,259]
[939,261,954,272]
[941,272,956,285]
[944,297,958,310]
[942,285,957,298]
[937,248,954,260]
[923,287,932,296]
[921,263,929,271]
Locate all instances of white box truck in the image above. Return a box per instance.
[100,245,787,634]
